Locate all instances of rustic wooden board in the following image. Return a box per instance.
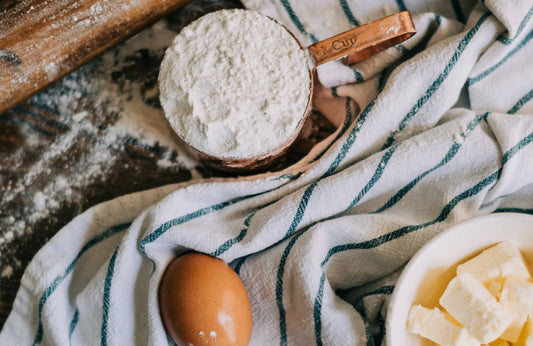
[0,0,193,114]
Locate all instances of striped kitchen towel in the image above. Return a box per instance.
[2,0,533,344]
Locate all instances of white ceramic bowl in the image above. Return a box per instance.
[386,212,533,346]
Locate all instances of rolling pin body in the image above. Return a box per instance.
[0,0,191,114]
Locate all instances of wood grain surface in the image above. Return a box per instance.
[0,0,192,114]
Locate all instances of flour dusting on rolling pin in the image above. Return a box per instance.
[159,9,415,172]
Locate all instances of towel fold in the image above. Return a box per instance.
[2,0,533,344]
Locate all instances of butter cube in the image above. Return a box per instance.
[499,276,533,342]
[407,305,480,346]
[457,242,531,285]
[487,280,504,299]
[440,273,514,343]
[515,315,533,345]
[489,339,510,345]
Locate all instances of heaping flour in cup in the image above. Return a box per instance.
[158,9,312,159]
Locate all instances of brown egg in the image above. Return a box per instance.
[159,253,253,346]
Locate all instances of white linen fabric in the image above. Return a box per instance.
[2,0,533,345]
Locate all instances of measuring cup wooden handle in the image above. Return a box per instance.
[308,11,416,66]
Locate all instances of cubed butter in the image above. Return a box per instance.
[407,305,479,346]
[457,242,531,285]
[487,279,504,300]
[489,339,510,345]
[439,273,514,343]
[499,276,533,342]
[515,315,533,346]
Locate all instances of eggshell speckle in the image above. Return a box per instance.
[159,253,253,345]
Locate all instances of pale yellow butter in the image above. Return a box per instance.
[457,242,531,285]
[407,305,479,346]
[499,276,533,342]
[487,280,504,299]
[515,315,533,346]
[439,273,514,343]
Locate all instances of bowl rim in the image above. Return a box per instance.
[386,212,533,345]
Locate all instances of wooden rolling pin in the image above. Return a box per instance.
[0,0,191,114]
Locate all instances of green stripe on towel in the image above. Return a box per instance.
[32,222,130,345]
[101,246,119,346]
[468,30,533,86]
[381,13,491,150]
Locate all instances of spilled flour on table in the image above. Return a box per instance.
[0,18,201,278]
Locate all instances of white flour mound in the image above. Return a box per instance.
[159,9,312,159]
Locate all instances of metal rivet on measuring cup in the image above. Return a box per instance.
[159,10,416,173]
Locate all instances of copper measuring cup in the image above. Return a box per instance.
[177,11,416,173]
